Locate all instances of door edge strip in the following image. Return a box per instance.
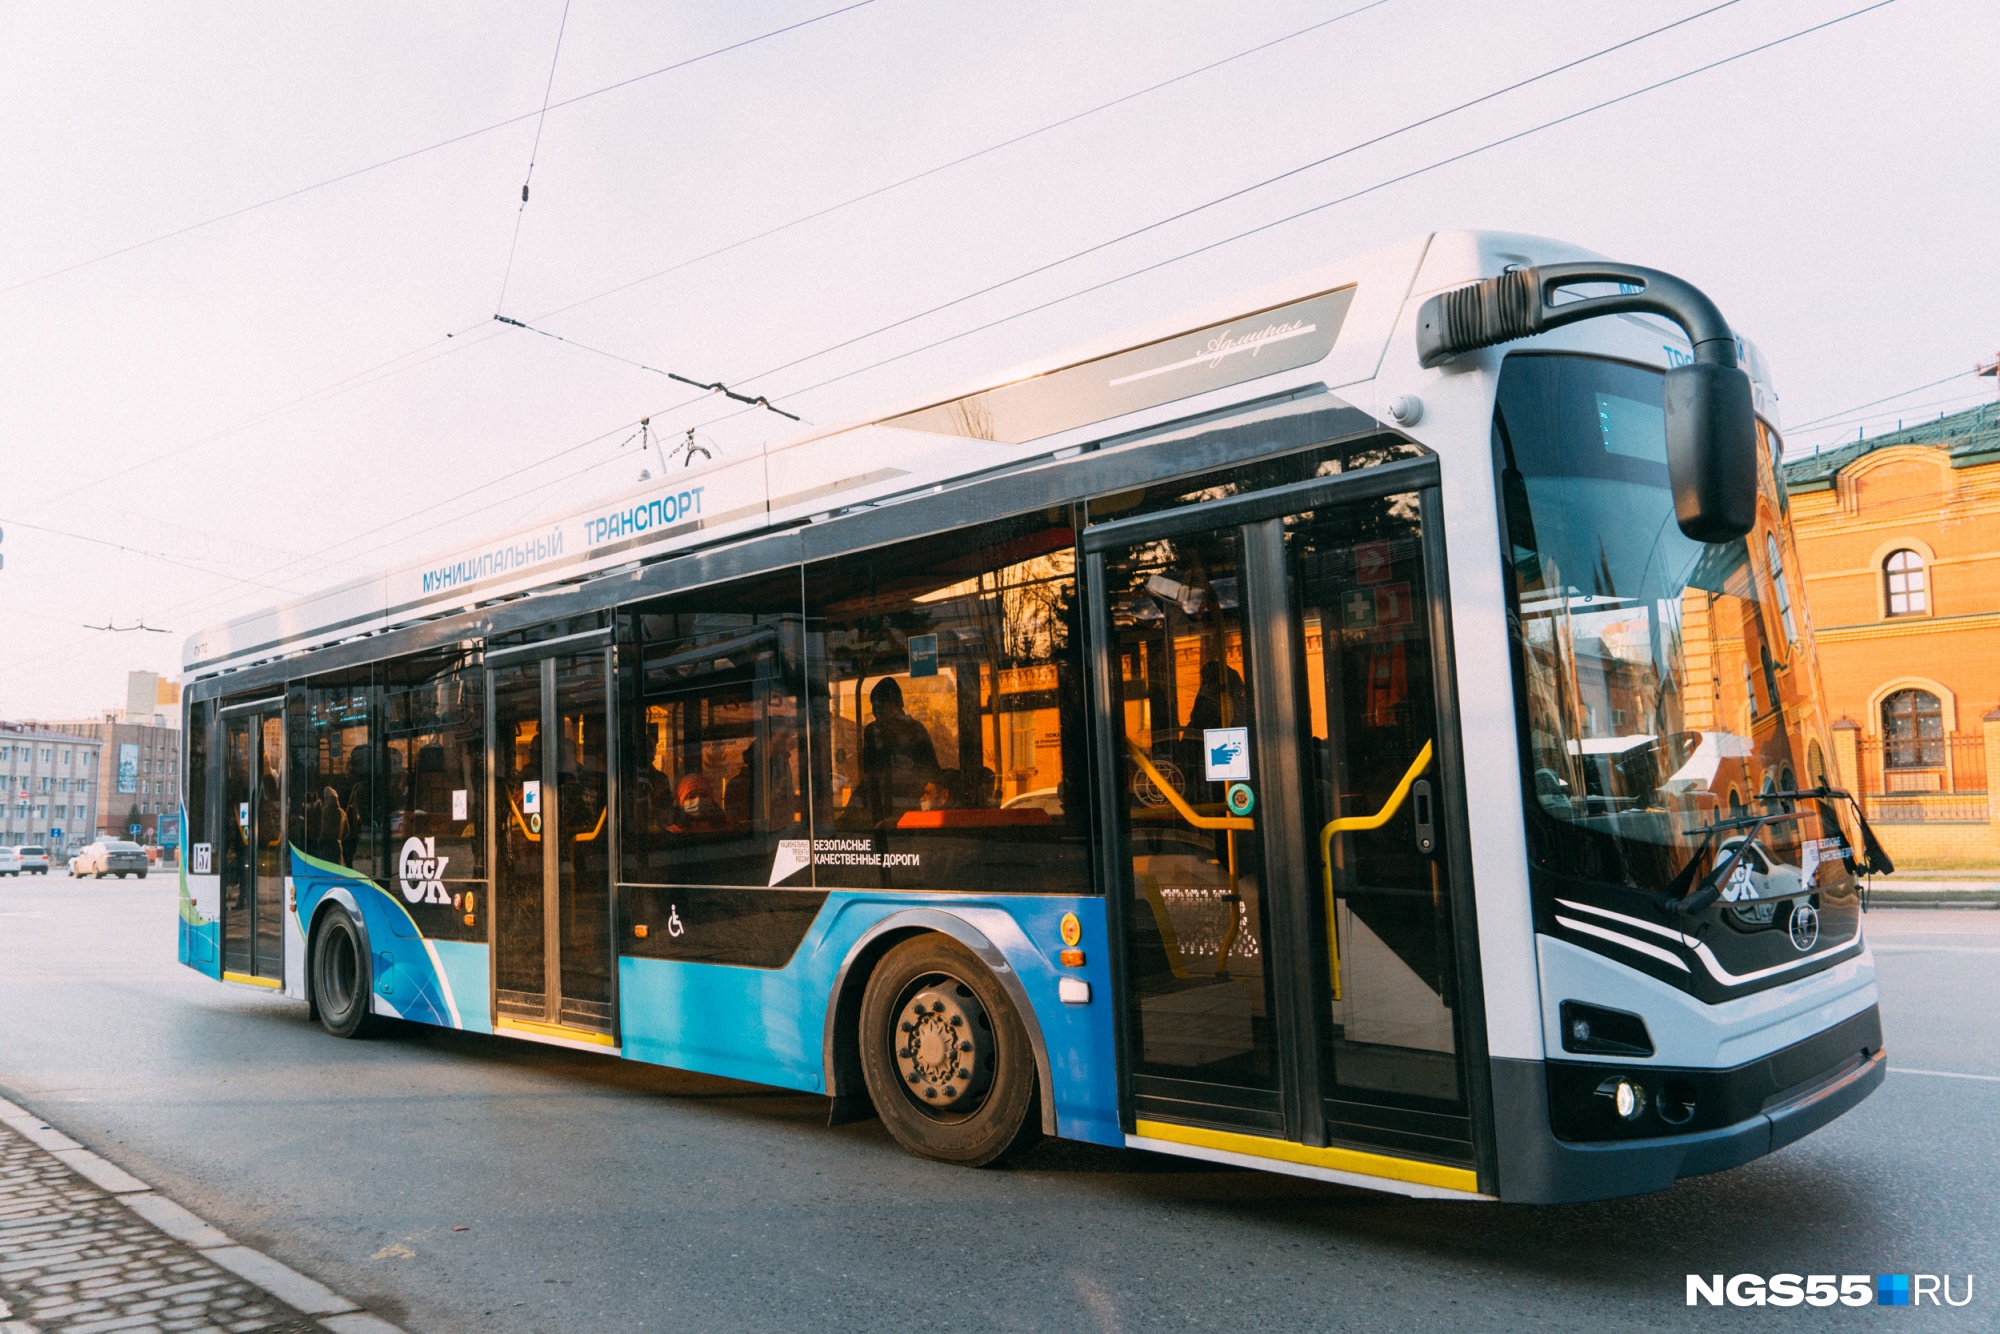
[1131,1118,1485,1198]
[495,1016,619,1050]
[221,971,283,990]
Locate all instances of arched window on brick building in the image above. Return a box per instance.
[1881,688,1944,768]
[1883,549,1928,617]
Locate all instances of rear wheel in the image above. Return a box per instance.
[858,934,1042,1167]
[311,907,377,1039]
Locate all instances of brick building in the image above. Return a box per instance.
[1783,401,2000,866]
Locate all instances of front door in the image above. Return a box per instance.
[1091,471,1476,1165]
[491,649,616,1038]
[220,702,285,983]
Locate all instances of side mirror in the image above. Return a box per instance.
[1418,261,1761,545]
[1663,362,1758,543]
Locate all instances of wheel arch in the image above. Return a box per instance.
[822,909,1057,1136]
[304,884,375,1020]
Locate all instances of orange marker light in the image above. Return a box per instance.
[1060,949,1085,967]
[1059,912,1082,947]
[634,924,650,939]
[463,913,476,926]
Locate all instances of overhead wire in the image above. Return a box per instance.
[6,0,1904,686]
[1783,369,1987,431]
[0,0,880,300]
[495,0,574,314]
[682,0,1905,431]
[39,0,1375,504]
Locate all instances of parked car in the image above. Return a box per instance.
[12,845,50,875]
[68,841,149,879]
[0,847,21,877]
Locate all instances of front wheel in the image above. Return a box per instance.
[858,934,1042,1167]
[311,907,377,1039]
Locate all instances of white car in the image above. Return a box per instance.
[69,841,150,879]
[9,845,50,875]
[0,847,20,877]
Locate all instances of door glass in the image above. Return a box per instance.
[554,653,613,1030]
[221,715,253,974]
[493,661,546,1020]
[1106,529,1277,1098]
[1288,493,1467,1137]
[254,713,285,978]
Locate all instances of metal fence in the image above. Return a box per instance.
[1857,734,1990,823]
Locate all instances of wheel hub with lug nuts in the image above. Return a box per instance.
[894,980,994,1114]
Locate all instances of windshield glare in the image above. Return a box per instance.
[1495,353,1857,905]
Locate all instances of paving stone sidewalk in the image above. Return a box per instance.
[0,1109,395,1334]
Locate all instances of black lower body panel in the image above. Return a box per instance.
[1490,1004,1885,1203]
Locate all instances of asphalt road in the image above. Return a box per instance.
[1,879,1993,1333]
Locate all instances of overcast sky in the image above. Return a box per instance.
[1,0,1994,718]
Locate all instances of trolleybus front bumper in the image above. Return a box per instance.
[1489,1004,1886,1204]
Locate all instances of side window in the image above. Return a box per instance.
[294,669,379,878]
[804,511,1092,894]
[186,703,211,852]
[384,652,486,937]
[621,572,809,888]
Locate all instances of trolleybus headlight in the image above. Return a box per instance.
[1596,1076,1647,1122]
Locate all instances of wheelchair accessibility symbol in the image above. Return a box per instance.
[667,905,685,938]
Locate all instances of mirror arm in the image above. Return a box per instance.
[1417,262,1738,369]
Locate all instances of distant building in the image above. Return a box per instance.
[1783,401,2000,866]
[33,670,183,850]
[0,724,104,854]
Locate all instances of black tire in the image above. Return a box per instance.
[858,934,1042,1167]
[311,907,377,1039]
[137,871,147,880]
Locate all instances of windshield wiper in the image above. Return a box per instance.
[1657,785,1892,916]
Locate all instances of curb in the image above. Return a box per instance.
[0,1094,407,1333]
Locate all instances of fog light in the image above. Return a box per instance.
[1596,1076,1647,1122]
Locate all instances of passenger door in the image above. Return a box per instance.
[220,699,285,985]
[489,642,618,1041]
[1087,463,1479,1166]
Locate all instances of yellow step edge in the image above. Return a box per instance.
[222,971,283,990]
[495,1016,617,1047]
[1134,1118,1479,1194]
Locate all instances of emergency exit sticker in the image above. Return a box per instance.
[1204,728,1251,782]
[522,781,541,815]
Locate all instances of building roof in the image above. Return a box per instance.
[1784,400,2000,493]
[0,724,104,747]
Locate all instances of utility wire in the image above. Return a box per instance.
[38,0,1355,501]
[698,1,1898,420]
[527,0,1392,325]
[1783,369,1985,431]
[669,0,1754,398]
[0,0,878,299]
[495,0,574,314]
[493,316,802,419]
[12,1,1898,663]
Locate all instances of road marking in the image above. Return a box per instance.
[1891,1067,2000,1083]
[1870,945,2000,954]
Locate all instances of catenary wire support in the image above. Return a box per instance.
[495,0,574,314]
[492,315,802,420]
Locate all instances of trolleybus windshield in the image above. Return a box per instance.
[1494,353,1859,917]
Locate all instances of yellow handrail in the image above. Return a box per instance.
[1126,741,1254,831]
[1319,741,1433,1000]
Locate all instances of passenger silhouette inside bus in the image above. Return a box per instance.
[860,677,941,827]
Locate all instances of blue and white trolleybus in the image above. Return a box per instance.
[178,231,1888,1202]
